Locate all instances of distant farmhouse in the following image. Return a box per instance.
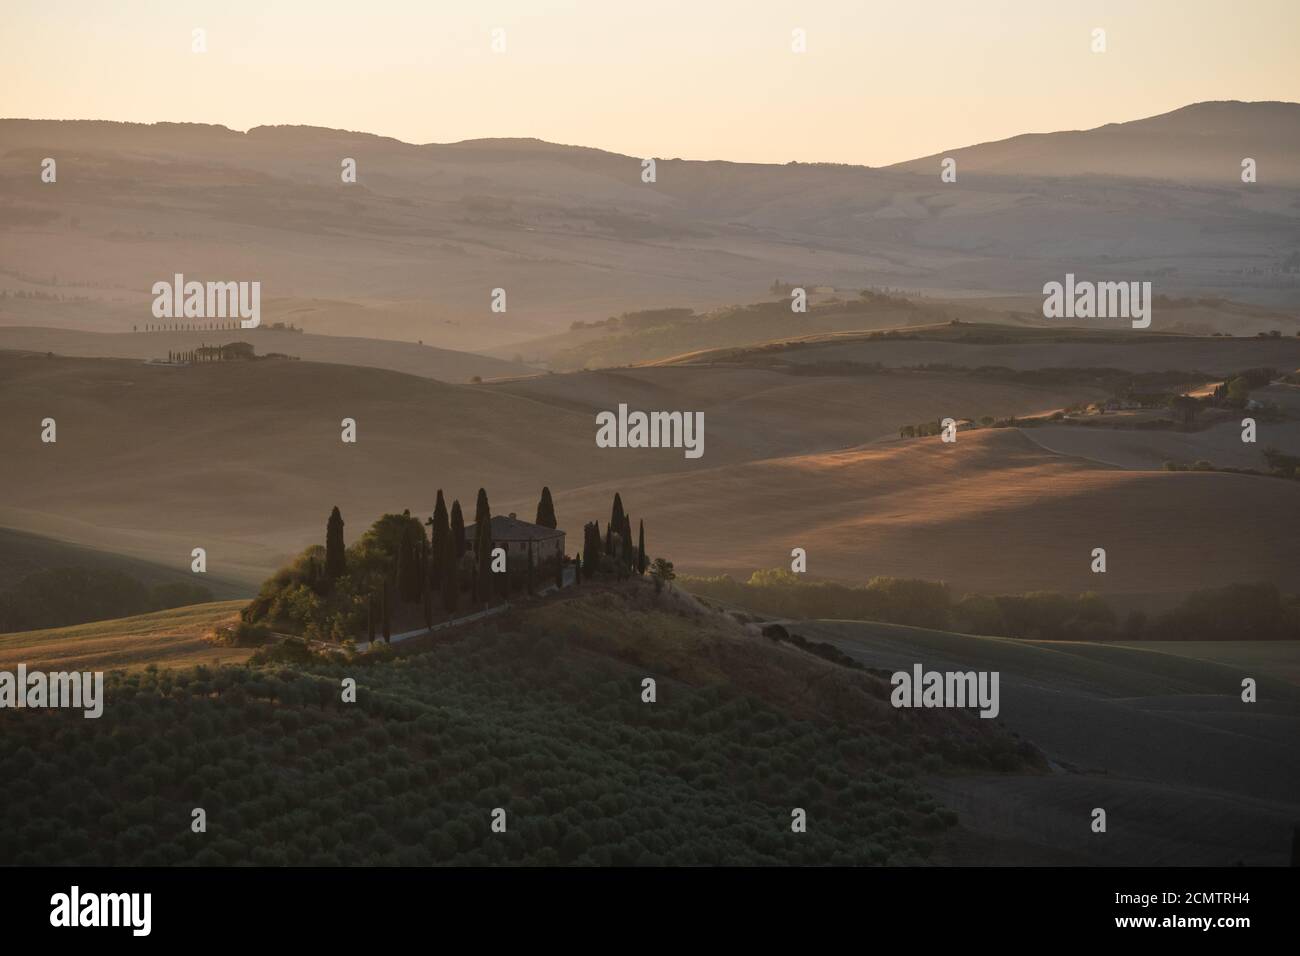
[195,341,255,362]
[465,513,565,565]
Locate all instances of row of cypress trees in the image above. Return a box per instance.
[579,492,647,579]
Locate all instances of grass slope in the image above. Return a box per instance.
[0,585,1035,866]
[0,600,249,672]
[0,526,247,596]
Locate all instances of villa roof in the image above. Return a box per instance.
[464,514,564,542]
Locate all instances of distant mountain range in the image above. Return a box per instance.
[2,101,1297,349]
[891,101,1300,182]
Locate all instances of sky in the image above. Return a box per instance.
[2,0,1298,167]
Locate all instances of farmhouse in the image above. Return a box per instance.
[465,513,565,565]
[194,341,255,362]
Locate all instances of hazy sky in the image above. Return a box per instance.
[3,0,1298,166]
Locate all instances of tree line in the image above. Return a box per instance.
[244,486,658,642]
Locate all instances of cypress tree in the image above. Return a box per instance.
[622,514,634,573]
[584,522,601,575]
[608,493,625,555]
[325,506,346,580]
[535,486,557,529]
[575,552,582,586]
[441,525,459,614]
[473,488,492,606]
[450,500,466,558]
[637,520,647,575]
[428,490,449,587]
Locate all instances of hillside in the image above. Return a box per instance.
[658,321,1300,375]
[0,349,1113,588]
[546,428,1300,603]
[3,349,1295,608]
[0,600,249,672]
[0,585,1038,866]
[796,618,1300,865]
[0,526,245,596]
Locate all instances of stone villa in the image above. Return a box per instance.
[464,513,565,565]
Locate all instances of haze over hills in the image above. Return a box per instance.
[2,101,1298,356]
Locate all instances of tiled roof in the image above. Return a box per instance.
[464,514,564,542]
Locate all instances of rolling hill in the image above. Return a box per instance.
[548,427,1300,605]
[2,349,1295,610]
[0,526,245,595]
[658,321,1300,376]
[0,584,1040,866]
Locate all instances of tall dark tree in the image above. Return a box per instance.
[636,520,647,575]
[623,514,635,573]
[535,486,557,529]
[608,493,626,555]
[427,490,449,587]
[583,522,601,574]
[473,488,493,606]
[440,527,459,615]
[450,500,466,558]
[396,523,421,603]
[575,552,582,586]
